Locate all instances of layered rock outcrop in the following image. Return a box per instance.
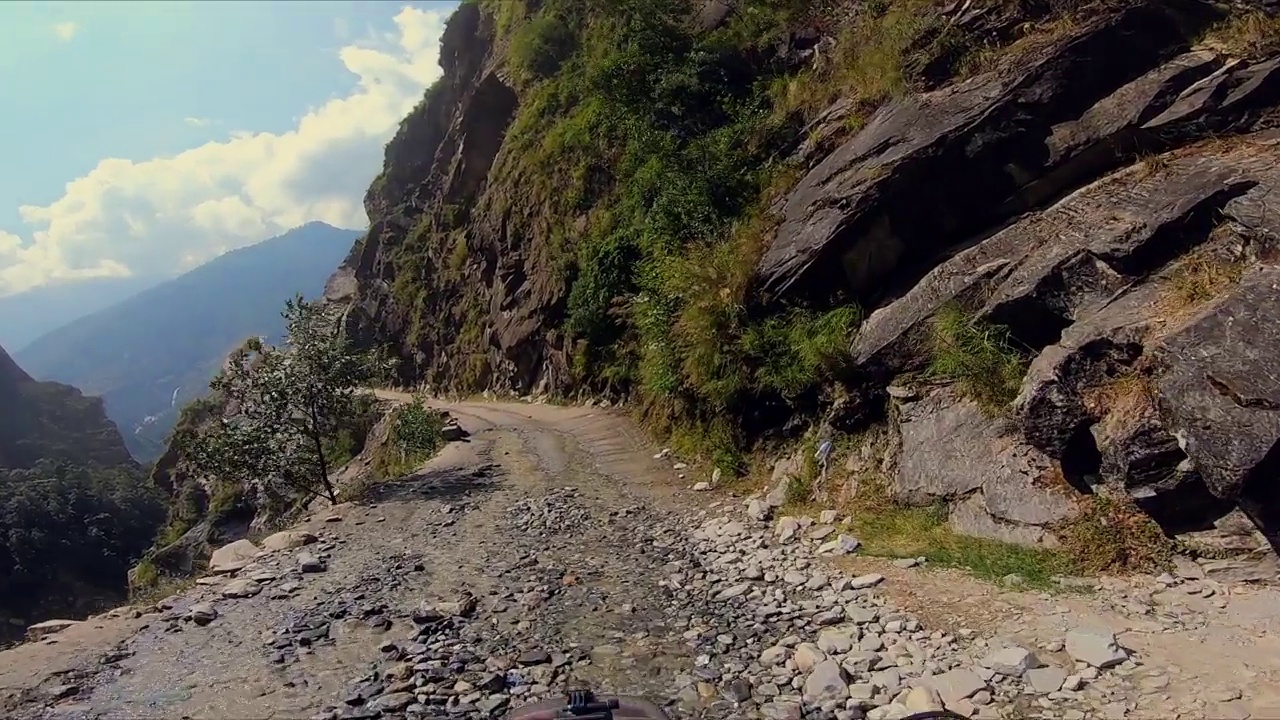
[330,0,1280,556]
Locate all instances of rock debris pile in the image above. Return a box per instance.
[299,500,1150,720]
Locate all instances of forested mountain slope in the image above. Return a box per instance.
[0,344,163,643]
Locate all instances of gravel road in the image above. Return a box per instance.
[3,398,1279,720]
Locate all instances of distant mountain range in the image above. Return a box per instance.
[15,222,362,461]
[0,275,165,352]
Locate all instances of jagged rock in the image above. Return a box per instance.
[221,578,262,599]
[25,619,82,641]
[775,517,800,544]
[983,646,1040,677]
[1065,627,1128,668]
[208,539,261,574]
[187,602,218,626]
[802,659,849,704]
[904,685,945,713]
[928,668,988,706]
[758,2,1278,309]
[766,455,802,508]
[746,498,772,522]
[441,421,467,442]
[297,552,327,573]
[1026,666,1068,693]
[1154,266,1280,547]
[895,388,1078,546]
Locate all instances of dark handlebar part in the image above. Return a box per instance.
[556,689,621,720]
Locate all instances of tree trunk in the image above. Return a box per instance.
[308,406,337,504]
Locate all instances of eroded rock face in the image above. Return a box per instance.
[838,133,1280,546]
[894,388,1078,546]
[1154,266,1280,546]
[755,0,1277,308]
[331,0,1280,551]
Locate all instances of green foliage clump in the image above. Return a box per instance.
[495,0,866,464]
[744,307,861,399]
[374,400,447,479]
[510,11,576,80]
[927,303,1027,414]
[180,296,391,505]
[0,461,167,620]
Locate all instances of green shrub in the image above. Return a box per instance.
[373,402,446,479]
[510,12,577,80]
[927,303,1027,414]
[743,307,861,399]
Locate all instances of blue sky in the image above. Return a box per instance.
[0,0,460,297]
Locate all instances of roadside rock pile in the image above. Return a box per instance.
[505,488,594,537]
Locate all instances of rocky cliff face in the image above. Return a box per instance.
[329,0,1280,561]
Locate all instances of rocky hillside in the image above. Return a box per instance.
[328,0,1280,562]
[0,344,164,642]
[18,222,360,461]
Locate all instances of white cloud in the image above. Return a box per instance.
[1,6,451,298]
[183,116,212,127]
[53,22,79,41]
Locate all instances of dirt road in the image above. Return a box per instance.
[3,397,1280,720]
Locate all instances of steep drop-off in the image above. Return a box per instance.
[329,0,1280,561]
[0,344,163,642]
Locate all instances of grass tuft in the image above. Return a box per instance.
[1056,493,1174,574]
[1158,246,1247,319]
[1201,9,1280,59]
[927,304,1027,415]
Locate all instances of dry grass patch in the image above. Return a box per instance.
[1156,245,1247,324]
[1082,370,1158,434]
[1056,492,1174,574]
[957,14,1081,79]
[1200,9,1280,59]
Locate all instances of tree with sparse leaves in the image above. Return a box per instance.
[181,296,388,504]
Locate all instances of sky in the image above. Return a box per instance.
[0,0,460,298]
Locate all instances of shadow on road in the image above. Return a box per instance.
[358,462,502,504]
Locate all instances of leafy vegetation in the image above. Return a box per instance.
[392,1,1064,464]
[473,0,899,463]
[927,303,1028,414]
[180,296,390,505]
[0,461,166,622]
[372,399,447,479]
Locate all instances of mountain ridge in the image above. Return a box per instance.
[0,275,165,353]
[17,221,362,460]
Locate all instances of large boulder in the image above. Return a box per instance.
[208,539,260,574]
[1154,266,1280,547]
[894,388,1079,546]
